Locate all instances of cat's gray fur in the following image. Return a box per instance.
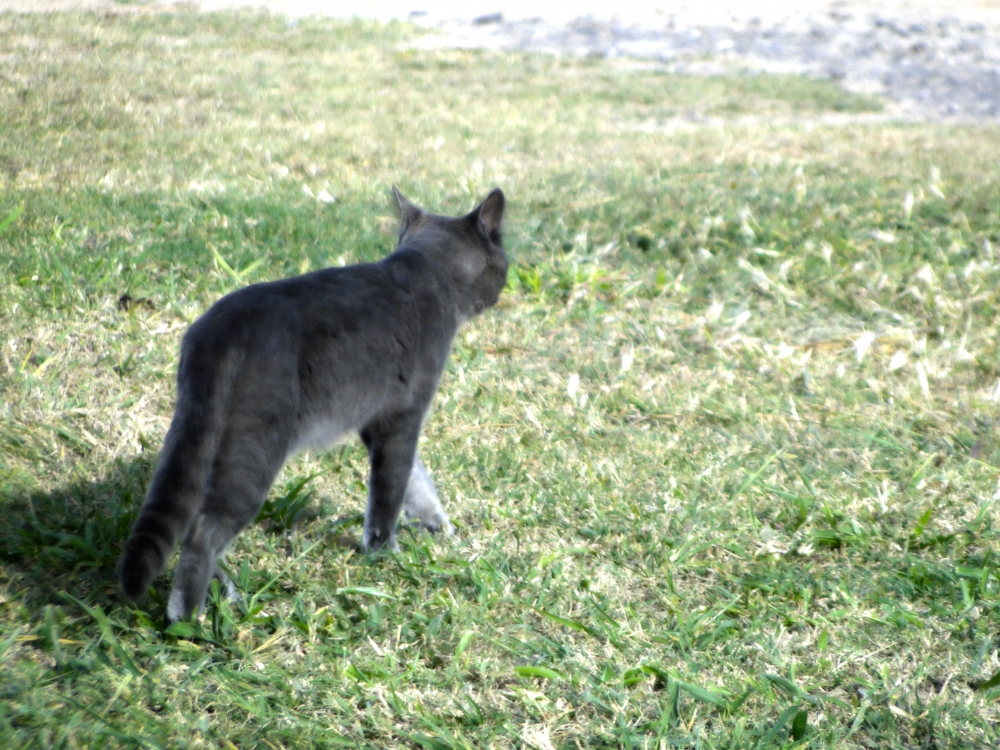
[120,188,507,622]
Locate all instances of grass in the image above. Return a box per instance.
[1,8,999,748]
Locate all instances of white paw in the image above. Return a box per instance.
[166,587,189,625]
[403,458,454,535]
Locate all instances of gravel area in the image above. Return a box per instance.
[410,8,1000,121]
[5,0,1000,121]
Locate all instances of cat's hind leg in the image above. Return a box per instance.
[402,456,454,535]
[166,428,286,624]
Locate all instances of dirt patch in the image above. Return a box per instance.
[407,2,1000,121]
[4,0,1000,121]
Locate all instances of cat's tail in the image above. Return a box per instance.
[120,350,233,601]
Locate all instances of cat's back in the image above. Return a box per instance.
[182,263,399,352]
[179,255,455,392]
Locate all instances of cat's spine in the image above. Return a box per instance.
[119,349,233,601]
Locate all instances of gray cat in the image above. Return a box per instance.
[120,187,507,623]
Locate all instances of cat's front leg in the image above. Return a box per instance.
[360,410,423,552]
[403,456,455,535]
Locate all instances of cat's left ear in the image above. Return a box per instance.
[471,188,505,241]
[392,185,422,236]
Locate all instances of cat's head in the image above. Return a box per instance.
[392,187,509,322]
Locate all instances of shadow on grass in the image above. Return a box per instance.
[0,452,366,629]
[0,455,158,616]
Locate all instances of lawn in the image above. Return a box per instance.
[1,9,1000,748]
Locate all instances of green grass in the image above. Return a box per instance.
[1,8,999,748]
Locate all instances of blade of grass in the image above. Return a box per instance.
[532,606,604,640]
[0,204,24,234]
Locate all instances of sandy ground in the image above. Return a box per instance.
[5,1,1000,120]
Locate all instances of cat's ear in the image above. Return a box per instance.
[471,188,505,241]
[392,185,422,236]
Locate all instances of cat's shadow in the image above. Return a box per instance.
[1,455,154,614]
[0,455,365,619]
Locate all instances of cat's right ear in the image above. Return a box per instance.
[392,185,422,239]
[475,188,505,239]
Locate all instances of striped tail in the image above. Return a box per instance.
[120,362,227,601]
